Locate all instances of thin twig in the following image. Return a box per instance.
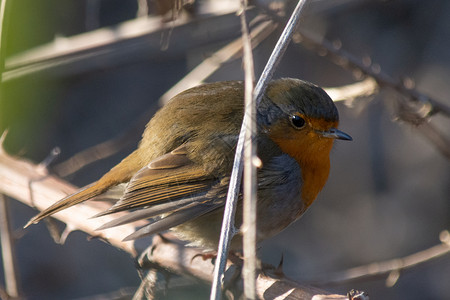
[394,96,450,159]
[0,194,20,299]
[0,0,12,71]
[159,18,276,105]
[258,2,450,117]
[240,0,257,299]
[211,1,310,299]
[132,268,158,300]
[324,77,378,102]
[255,3,450,160]
[311,230,450,287]
[296,28,450,159]
[0,2,20,297]
[413,122,450,159]
[53,130,138,177]
[136,0,149,18]
[295,29,450,118]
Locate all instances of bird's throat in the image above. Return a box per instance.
[271,135,333,208]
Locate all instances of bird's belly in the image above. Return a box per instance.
[255,186,304,241]
[171,183,304,250]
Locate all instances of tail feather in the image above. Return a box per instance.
[24,182,106,227]
[25,150,143,228]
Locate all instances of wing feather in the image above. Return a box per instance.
[122,203,221,241]
[96,145,218,217]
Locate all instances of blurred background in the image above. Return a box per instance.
[0,0,449,299]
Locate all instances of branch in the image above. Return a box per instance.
[2,7,245,82]
[0,194,20,299]
[311,230,450,287]
[324,77,378,102]
[0,135,352,299]
[53,127,139,178]
[159,17,277,105]
[255,3,450,159]
[0,134,143,256]
[240,0,258,298]
[295,29,450,118]
[212,0,310,299]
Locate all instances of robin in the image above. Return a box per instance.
[26,78,352,249]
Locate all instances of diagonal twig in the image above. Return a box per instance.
[159,17,277,105]
[311,230,450,287]
[239,0,258,298]
[295,28,450,117]
[211,1,310,299]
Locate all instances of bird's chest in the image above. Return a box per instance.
[254,154,305,240]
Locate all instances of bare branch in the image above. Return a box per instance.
[295,29,450,118]
[160,18,277,105]
[324,77,378,102]
[0,136,143,256]
[311,230,450,287]
[212,1,310,299]
[53,131,136,178]
[240,0,258,298]
[0,194,21,299]
[0,137,353,299]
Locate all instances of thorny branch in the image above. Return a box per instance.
[0,142,349,299]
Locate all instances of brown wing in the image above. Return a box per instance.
[96,145,227,240]
[96,145,217,216]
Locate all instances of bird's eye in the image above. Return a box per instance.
[290,115,305,129]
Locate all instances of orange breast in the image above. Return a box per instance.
[269,123,336,210]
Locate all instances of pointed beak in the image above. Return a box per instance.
[319,128,352,141]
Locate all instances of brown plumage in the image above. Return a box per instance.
[26,78,351,249]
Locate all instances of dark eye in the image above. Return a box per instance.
[290,115,305,129]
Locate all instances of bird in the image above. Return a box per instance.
[25,78,352,250]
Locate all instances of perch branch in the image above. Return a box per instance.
[255,3,450,159]
[0,135,353,299]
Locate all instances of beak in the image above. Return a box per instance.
[319,128,352,141]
